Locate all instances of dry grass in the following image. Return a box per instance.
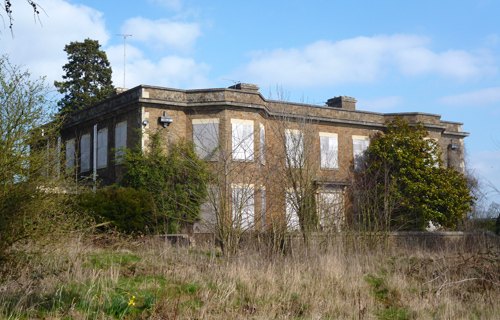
[1,233,499,319]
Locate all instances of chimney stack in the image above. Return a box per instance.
[228,83,260,92]
[326,96,357,110]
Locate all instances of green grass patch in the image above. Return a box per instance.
[85,252,142,270]
[365,273,410,319]
[376,307,411,320]
[365,274,390,302]
[179,281,201,295]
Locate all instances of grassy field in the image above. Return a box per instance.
[1,233,499,319]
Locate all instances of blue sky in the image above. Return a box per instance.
[3,0,500,207]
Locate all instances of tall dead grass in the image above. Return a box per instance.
[0,233,499,319]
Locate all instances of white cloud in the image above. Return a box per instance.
[121,17,201,52]
[439,87,500,107]
[107,45,211,89]
[2,0,209,93]
[2,0,109,85]
[236,34,495,88]
[357,96,404,111]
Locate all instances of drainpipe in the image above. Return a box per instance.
[93,124,97,192]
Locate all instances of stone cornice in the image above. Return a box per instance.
[62,85,468,137]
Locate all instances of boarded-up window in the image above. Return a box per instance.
[193,119,219,160]
[65,138,75,169]
[232,185,254,230]
[286,190,300,230]
[115,121,127,164]
[97,128,108,169]
[232,119,254,161]
[193,187,218,233]
[80,134,91,172]
[261,188,266,231]
[320,132,338,169]
[353,135,369,171]
[260,123,265,165]
[285,129,303,168]
[318,188,344,231]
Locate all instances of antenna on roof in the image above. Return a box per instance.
[117,34,132,89]
[222,78,241,85]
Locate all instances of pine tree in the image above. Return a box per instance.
[54,39,114,114]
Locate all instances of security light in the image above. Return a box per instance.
[160,116,173,128]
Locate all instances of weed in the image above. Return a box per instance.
[1,235,499,319]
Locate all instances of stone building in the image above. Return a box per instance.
[60,83,468,232]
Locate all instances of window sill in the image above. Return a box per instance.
[232,159,254,163]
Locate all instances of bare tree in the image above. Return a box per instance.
[264,90,349,247]
[192,117,265,255]
[191,89,351,253]
[1,0,43,36]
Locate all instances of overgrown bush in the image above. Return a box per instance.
[120,132,210,234]
[78,187,156,234]
[0,56,83,267]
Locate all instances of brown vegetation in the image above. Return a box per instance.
[1,233,499,319]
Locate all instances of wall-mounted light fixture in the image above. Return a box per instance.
[159,111,173,128]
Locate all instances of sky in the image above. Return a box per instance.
[2,0,500,208]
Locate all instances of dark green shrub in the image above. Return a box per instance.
[78,187,156,234]
[120,133,210,234]
[471,218,497,233]
[496,215,500,235]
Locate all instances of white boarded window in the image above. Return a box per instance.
[232,119,254,161]
[97,128,108,169]
[260,123,265,165]
[65,138,75,169]
[261,188,266,231]
[353,135,369,171]
[286,190,300,231]
[318,188,344,231]
[194,187,218,233]
[232,185,255,230]
[80,134,91,172]
[320,132,338,169]
[115,121,127,164]
[193,119,219,160]
[285,129,303,168]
